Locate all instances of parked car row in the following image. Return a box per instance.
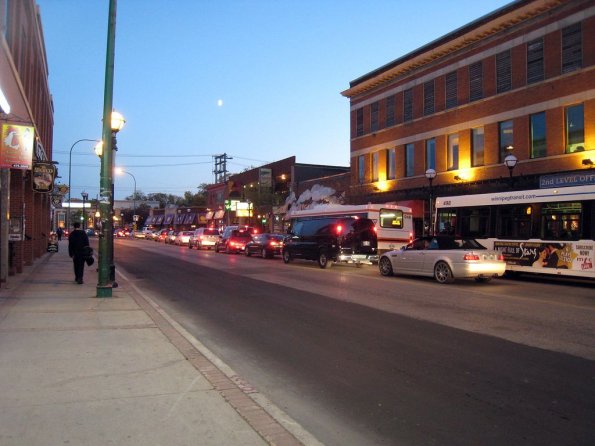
[135,220,506,284]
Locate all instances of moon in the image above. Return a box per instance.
[217,99,223,107]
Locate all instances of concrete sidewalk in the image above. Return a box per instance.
[0,241,306,446]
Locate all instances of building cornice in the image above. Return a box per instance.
[341,0,567,99]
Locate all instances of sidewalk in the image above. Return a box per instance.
[0,241,306,446]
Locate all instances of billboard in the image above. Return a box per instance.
[32,162,56,193]
[1,123,34,169]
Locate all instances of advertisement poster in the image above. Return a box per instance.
[0,124,34,169]
[494,241,594,272]
[32,162,56,193]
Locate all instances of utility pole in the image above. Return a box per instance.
[213,153,232,184]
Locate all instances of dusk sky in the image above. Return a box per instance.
[37,0,509,200]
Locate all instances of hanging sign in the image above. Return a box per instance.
[0,124,34,169]
[32,162,56,193]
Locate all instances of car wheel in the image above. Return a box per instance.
[475,276,492,283]
[282,249,292,264]
[434,261,454,284]
[318,251,332,269]
[379,257,393,276]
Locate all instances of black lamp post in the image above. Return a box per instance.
[425,168,436,235]
[504,154,518,186]
[81,191,88,230]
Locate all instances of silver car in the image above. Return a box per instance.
[379,236,506,284]
[188,227,220,250]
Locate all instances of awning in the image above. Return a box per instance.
[205,211,214,220]
[145,216,154,225]
[155,215,164,224]
[184,213,196,224]
[214,210,225,220]
[164,214,174,225]
[175,214,185,224]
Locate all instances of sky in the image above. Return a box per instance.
[37,0,510,200]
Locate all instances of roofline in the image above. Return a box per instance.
[342,0,565,98]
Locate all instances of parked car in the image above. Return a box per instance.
[215,226,256,253]
[165,230,177,244]
[156,229,169,242]
[189,227,220,250]
[245,233,285,258]
[282,217,377,268]
[175,231,193,246]
[85,228,97,237]
[378,236,506,284]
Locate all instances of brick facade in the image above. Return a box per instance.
[342,0,595,229]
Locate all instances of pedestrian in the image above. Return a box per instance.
[56,227,63,241]
[68,222,90,284]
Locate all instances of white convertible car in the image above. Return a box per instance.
[379,236,506,284]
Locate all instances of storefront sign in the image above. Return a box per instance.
[0,123,34,169]
[32,162,56,193]
[540,171,595,189]
[259,168,272,188]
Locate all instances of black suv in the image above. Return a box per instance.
[282,217,377,268]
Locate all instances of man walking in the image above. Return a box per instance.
[56,227,63,241]
[68,222,90,284]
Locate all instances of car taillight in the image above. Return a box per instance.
[373,226,377,233]
[409,232,413,242]
[498,254,505,261]
[199,235,204,240]
[335,225,343,235]
[270,241,278,246]
[464,254,480,261]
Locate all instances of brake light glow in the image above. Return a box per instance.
[409,232,413,242]
[464,254,480,261]
[335,225,343,235]
[498,254,505,261]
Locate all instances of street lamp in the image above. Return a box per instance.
[81,191,89,230]
[504,154,518,186]
[425,169,437,235]
[115,167,136,229]
[97,110,126,296]
[67,139,100,230]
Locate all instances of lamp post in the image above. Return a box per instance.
[425,169,436,235]
[504,154,518,186]
[81,191,89,230]
[115,168,136,230]
[67,139,100,230]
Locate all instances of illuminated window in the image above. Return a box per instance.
[447,134,459,171]
[379,209,403,229]
[472,127,484,167]
[565,104,584,153]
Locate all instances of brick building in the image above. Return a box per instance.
[1,0,54,285]
[342,0,594,234]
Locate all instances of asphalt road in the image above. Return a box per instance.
[113,238,595,446]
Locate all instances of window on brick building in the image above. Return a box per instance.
[445,71,457,109]
[387,148,396,180]
[426,138,436,171]
[530,112,547,158]
[385,95,396,127]
[423,80,434,115]
[447,134,459,171]
[499,120,514,162]
[358,154,365,183]
[372,151,379,181]
[496,50,512,93]
[403,88,413,122]
[527,38,544,84]
[562,22,582,73]
[356,108,364,137]
[565,104,584,153]
[370,101,379,132]
[471,127,484,167]
[405,143,414,177]
[469,62,483,102]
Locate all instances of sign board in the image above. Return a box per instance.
[0,124,34,169]
[259,168,272,188]
[32,162,56,193]
[51,195,62,207]
[539,171,595,189]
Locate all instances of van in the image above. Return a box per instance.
[282,217,377,268]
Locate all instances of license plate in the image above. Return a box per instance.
[362,241,370,246]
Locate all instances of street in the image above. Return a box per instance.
[111,238,595,446]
